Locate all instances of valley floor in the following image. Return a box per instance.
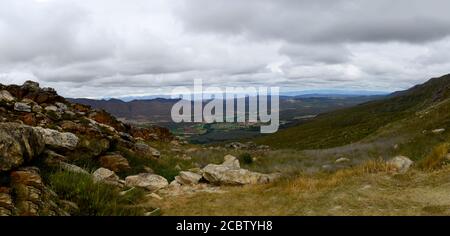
[148,163,450,216]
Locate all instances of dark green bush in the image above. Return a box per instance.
[239,152,253,165]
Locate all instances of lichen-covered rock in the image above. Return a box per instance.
[92,168,122,187]
[175,171,203,185]
[202,155,280,185]
[0,123,45,171]
[125,173,168,191]
[14,102,31,112]
[33,127,79,150]
[0,90,15,102]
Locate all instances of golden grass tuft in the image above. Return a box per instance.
[418,143,450,170]
[285,159,394,193]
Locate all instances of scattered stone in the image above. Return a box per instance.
[147,193,163,200]
[143,166,155,174]
[175,171,203,185]
[257,145,270,150]
[225,142,248,149]
[134,142,160,158]
[92,168,122,187]
[125,173,169,191]
[179,154,192,160]
[185,148,198,153]
[14,102,31,112]
[169,180,181,188]
[171,140,181,146]
[432,128,446,134]
[99,154,131,172]
[44,105,58,112]
[361,185,372,190]
[335,157,350,163]
[144,208,161,216]
[55,102,68,112]
[387,156,413,174]
[32,105,43,113]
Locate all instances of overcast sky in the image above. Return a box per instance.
[1,0,450,98]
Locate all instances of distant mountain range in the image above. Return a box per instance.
[81,89,389,102]
[68,94,383,127]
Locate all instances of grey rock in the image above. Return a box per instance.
[14,102,31,112]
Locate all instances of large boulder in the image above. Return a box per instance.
[99,154,131,172]
[388,156,413,174]
[175,171,203,185]
[125,173,168,191]
[202,155,279,185]
[0,123,45,172]
[33,127,79,150]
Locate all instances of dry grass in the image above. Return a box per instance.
[418,143,450,170]
[147,160,450,216]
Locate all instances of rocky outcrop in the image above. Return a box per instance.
[125,173,169,191]
[0,81,181,216]
[5,167,68,216]
[0,123,45,171]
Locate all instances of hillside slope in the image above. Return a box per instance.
[256,74,450,152]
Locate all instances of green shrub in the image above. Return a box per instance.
[117,145,185,181]
[239,153,253,165]
[49,171,146,216]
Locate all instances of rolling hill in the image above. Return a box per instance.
[255,74,450,157]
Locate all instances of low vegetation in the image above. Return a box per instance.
[150,160,450,216]
[48,171,146,216]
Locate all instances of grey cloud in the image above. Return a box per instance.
[177,0,450,44]
[1,0,450,98]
